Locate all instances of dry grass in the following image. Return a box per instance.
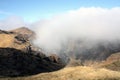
[1,66,120,80]
[0,34,29,50]
[0,34,14,47]
[97,52,120,71]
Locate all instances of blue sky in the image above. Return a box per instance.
[0,0,120,23]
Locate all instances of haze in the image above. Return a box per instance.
[32,7,120,52]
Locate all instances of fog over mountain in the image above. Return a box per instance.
[1,7,120,55]
[32,7,120,53]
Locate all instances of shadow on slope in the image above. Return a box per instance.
[0,48,65,77]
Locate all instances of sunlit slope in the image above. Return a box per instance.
[0,33,29,50]
[99,52,120,71]
[0,28,33,50]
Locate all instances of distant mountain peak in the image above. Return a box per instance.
[11,27,33,34]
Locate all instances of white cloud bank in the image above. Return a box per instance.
[32,7,120,52]
[1,7,120,53]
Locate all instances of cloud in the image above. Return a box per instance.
[32,7,120,52]
[1,7,120,54]
[0,16,26,30]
